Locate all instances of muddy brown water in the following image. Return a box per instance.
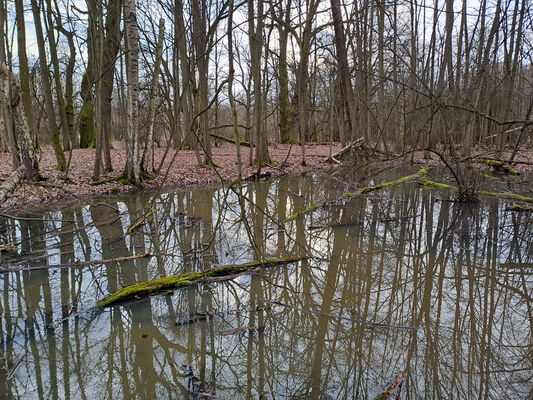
[0,167,531,399]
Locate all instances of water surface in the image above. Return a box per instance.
[0,167,532,399]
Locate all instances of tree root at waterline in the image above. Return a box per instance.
[283,167,430,223]
[94,257,306,308]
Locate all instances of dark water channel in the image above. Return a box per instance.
[0,167,532,399]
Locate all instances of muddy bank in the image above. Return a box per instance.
[0,143,340,213]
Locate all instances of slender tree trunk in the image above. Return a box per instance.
[15,0,37,147]
[142,18,165,172]
[30,0,67,172]
[123,0,140,184]
[44,0,71,152]
[101,0,122,173]
[227,0,242,179]
[248,0,269,165]
[1,0,20,167]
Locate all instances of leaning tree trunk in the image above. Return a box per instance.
[123,0,140,184]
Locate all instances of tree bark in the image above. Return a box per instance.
[0,63,39,181]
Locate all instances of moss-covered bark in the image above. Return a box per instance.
[94,257,305,308]
[470,158,519,175]
[210,132,251,147]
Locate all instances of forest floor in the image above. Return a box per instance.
[1,141,532,214]
[0,143,341,213]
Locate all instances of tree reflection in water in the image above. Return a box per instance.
[0,169,531,399]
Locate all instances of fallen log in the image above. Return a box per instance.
[469,158,519,175]
[324,137,364,164]
[282,167,429,223]
[0,166,25,206]
[209,132,251,147]
[94,257,305,308]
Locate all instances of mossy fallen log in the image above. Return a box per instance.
[470,158,519,175]
[282,167,429,223]
[359,167,429,194]
[94,257,305,308]
[422,180,533,204]
[209,132,251,147]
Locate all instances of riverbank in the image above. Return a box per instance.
[0,143,341,213]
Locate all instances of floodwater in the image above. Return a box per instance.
[0,167,531,399]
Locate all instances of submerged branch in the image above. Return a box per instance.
[283,167,429,223]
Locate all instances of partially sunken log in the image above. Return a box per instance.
[422,180,533,203]
[283,167,429,223]
[94,257,305,308]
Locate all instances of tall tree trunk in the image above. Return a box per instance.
[142,18,165,172]
[123,0,140,184]
[330,0,357,141]
[79,0,98,148]
[30,0,67,172]
[15,0,37,147]
[191,0,211,164]
[227,0,242,179]
[53,0,78,148]
[44,0,71,152]
[275,0,293,143]
[0,0,20,167]
[248,0,270,165]
[101,0,122,173]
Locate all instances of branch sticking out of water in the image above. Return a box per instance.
[282,167,430,223]
[94,257,306,308]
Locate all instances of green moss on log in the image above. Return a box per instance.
[210,132,251,147]
[421,180,453,189]
[283,204,321,222]
[470,158,519,175]
[94,257,306,308]
[359,167,429,194]
[478,190,533,203]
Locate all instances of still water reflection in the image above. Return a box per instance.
[0,168,531,399]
